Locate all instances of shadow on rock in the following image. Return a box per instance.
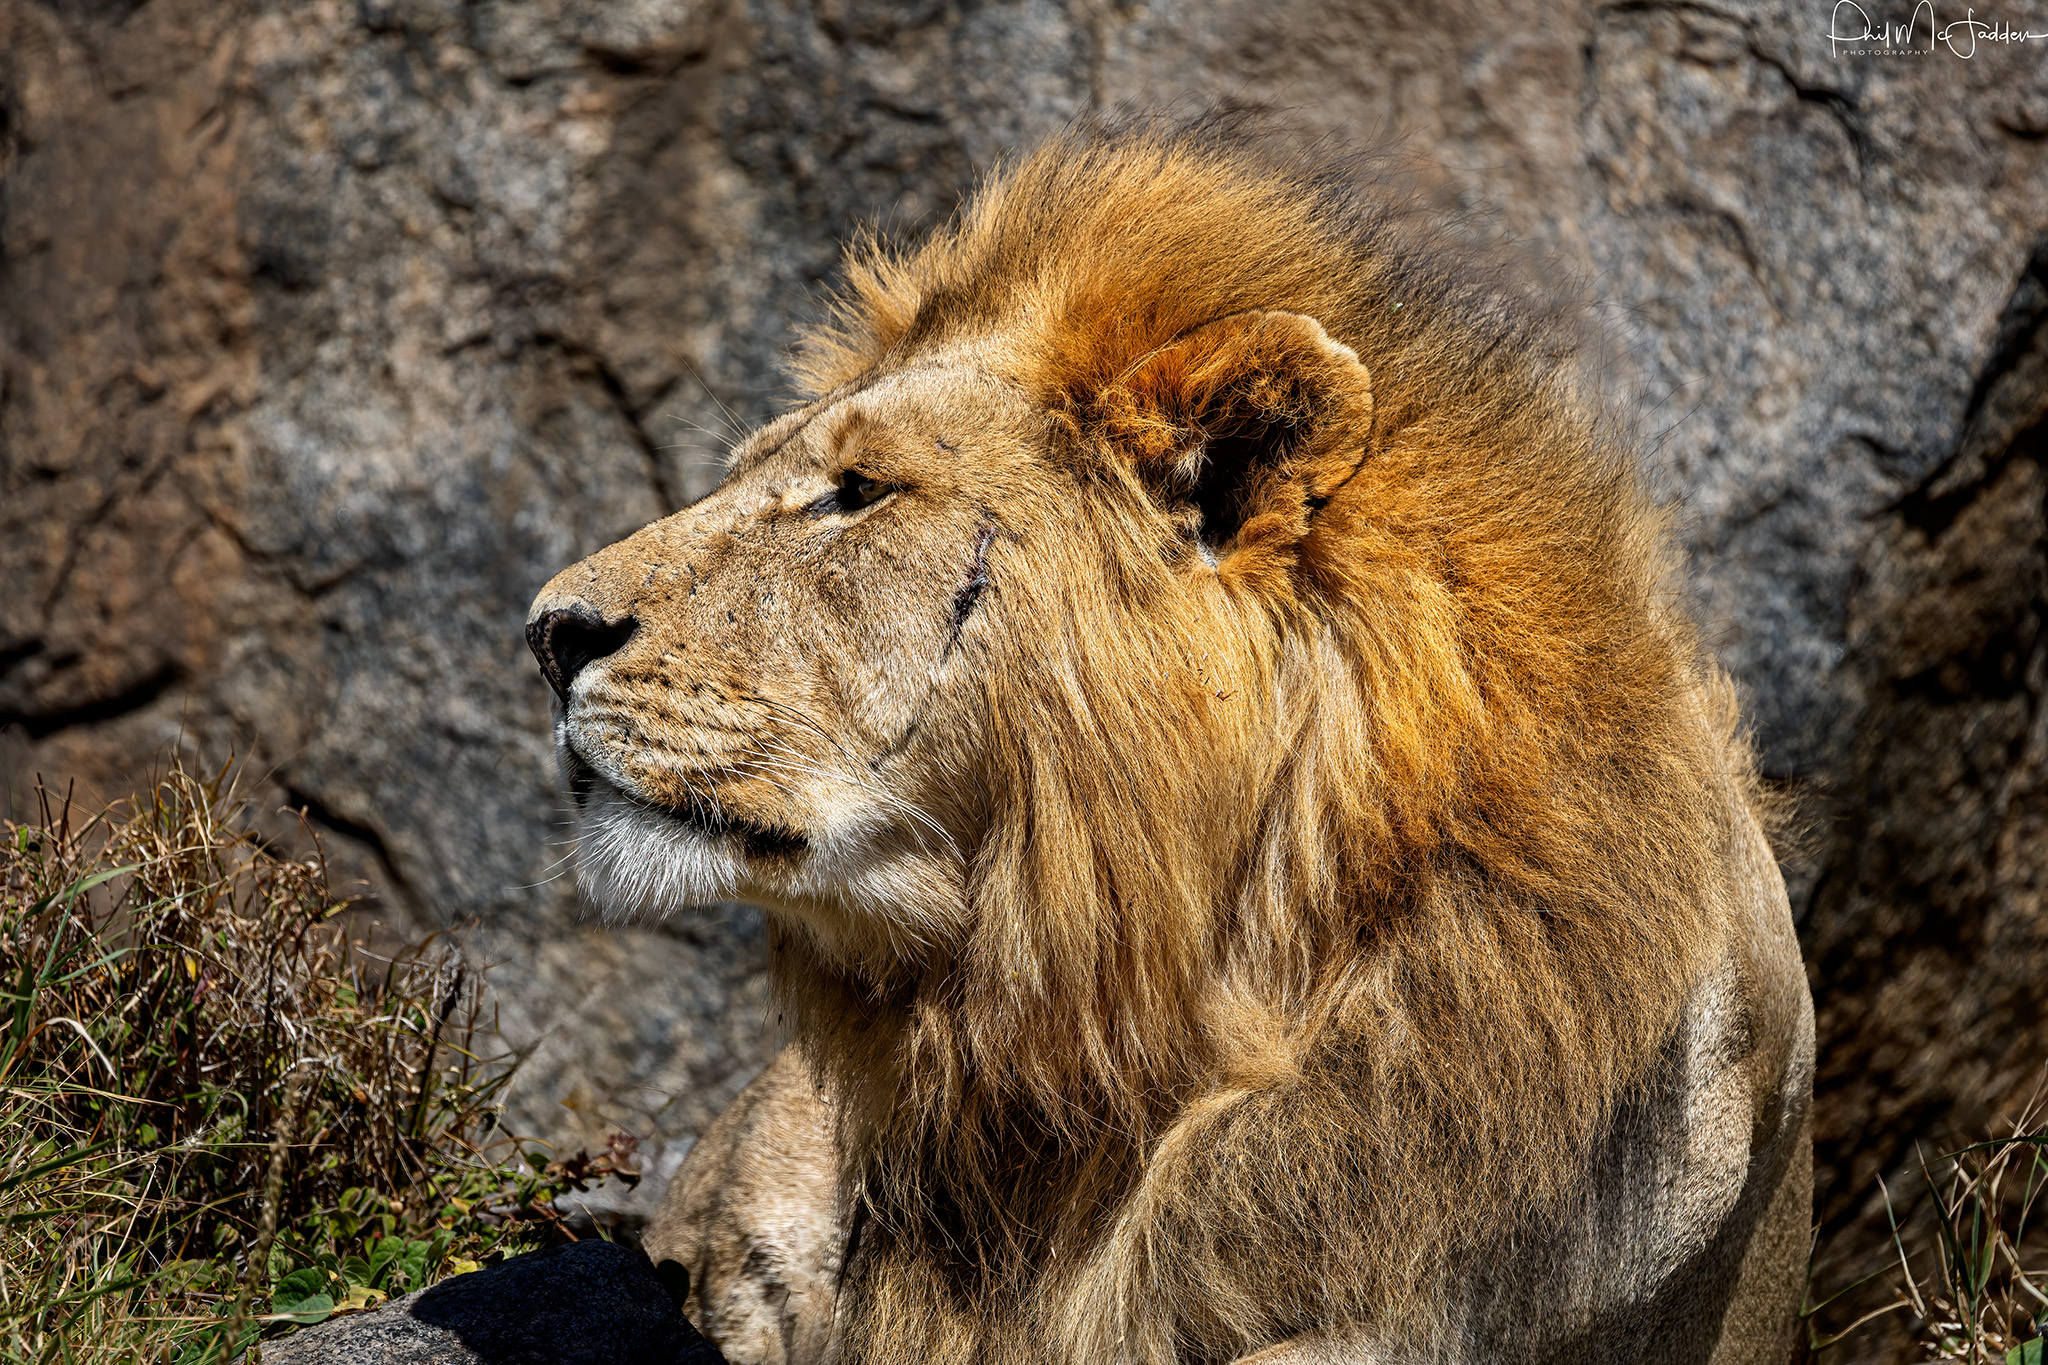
[261,1240,727,1364]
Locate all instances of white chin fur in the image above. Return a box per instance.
[565,757,967,952]
[572,780,746,924]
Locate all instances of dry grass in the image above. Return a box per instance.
[1806,1089,2048,1363]
[0,758,572,1363]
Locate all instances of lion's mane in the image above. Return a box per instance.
[771,115,1751,1362]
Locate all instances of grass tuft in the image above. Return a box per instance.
[1806,1085,2048,1362]
[0,757,573,1362]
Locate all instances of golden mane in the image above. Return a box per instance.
[769,116,1751,1359]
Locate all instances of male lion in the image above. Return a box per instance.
[526,117,1813,1365]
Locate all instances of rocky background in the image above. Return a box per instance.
[3,0,2046,1345]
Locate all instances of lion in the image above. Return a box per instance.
[526,115,1814,1365]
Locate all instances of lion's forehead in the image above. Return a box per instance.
[727,361,1036,482]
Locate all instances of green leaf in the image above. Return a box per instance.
[365,1235,403,1288]
[172,1321,259,1365]
[2007,1340,2044,1365]
[48,863,144,908]
[391,1238,433,1292]
[0,1137,118,1197]
[272,1265,335,1324]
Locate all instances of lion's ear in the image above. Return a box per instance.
[1096,310,1373,564]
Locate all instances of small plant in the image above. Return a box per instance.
[1804,1087,2048,1362]
[0,758,574,1363]
[1890,1110,2048,1363]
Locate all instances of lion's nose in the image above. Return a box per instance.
[526,606,638,701]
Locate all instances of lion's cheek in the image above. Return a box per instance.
[763,836,973,960]
[804,596,973,753]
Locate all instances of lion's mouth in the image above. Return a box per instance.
[563,742,809,860]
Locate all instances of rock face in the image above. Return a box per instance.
[258,1240,727,1364]
[3,0,2046,1333]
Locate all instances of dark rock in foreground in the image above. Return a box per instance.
[259,1241,726,1365]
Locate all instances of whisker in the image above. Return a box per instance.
[750,694,861,767]
[673,349,751,441]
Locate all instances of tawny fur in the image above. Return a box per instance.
[792,119,1735,1362]
[534,114,1805,1364]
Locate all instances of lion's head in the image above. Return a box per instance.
[531,116,1748,1342]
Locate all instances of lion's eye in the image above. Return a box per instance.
[804,469,896,517]
[811,469,891,516]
